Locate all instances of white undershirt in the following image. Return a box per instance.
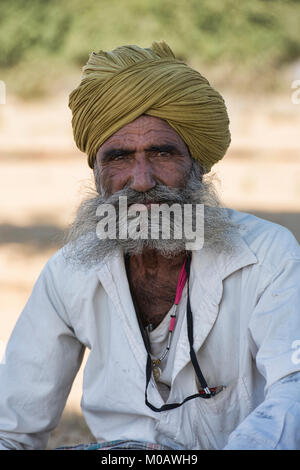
[147,284,187,402]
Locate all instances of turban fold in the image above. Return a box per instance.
[69,41,230,173]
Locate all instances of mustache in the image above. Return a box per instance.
[102,184,194,207]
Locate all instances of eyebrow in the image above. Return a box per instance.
[101,144,183,161]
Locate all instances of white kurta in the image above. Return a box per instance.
[0,208,300,450]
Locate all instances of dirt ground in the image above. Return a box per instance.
[0,91,299,449]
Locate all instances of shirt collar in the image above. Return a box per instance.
[171,227,258,382]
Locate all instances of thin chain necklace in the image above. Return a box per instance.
[148,258,188,381]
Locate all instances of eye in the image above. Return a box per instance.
[110,153,130,162]
[157,151,171,158]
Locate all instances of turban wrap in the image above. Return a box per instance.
[69,41,231,173]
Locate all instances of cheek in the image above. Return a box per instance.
[153,159,191,187]
[99,165,131,193]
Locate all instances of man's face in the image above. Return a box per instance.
[65,115,236,265]
[95,115,192,196]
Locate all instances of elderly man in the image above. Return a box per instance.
[0,42,300,451]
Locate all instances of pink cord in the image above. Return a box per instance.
[174,258,187,305]
[169,316,176,332]
[154,257,189,365]
[168,258,188,333]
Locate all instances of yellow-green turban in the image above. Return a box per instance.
[69,41,230,173]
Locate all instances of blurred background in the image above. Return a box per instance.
[0,0,299,449]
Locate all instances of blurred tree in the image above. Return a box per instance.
[0,0,299,97]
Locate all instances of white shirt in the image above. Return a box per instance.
[0,208,300,450]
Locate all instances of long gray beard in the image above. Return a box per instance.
[63,161,239,269]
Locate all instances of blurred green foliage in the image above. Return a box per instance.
[0,0,299,98]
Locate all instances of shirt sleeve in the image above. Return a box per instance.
[0,256,85,450]
[224,255,300,450]
[223,372,300,449]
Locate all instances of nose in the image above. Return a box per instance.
[129,157,156,193]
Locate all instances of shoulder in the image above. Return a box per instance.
[226,208,300,273]
[42,243,104,295]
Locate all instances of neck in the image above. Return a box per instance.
[125,249,188,329]
[126,249,187,275]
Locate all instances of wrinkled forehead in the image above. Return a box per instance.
[97,115,190,156]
